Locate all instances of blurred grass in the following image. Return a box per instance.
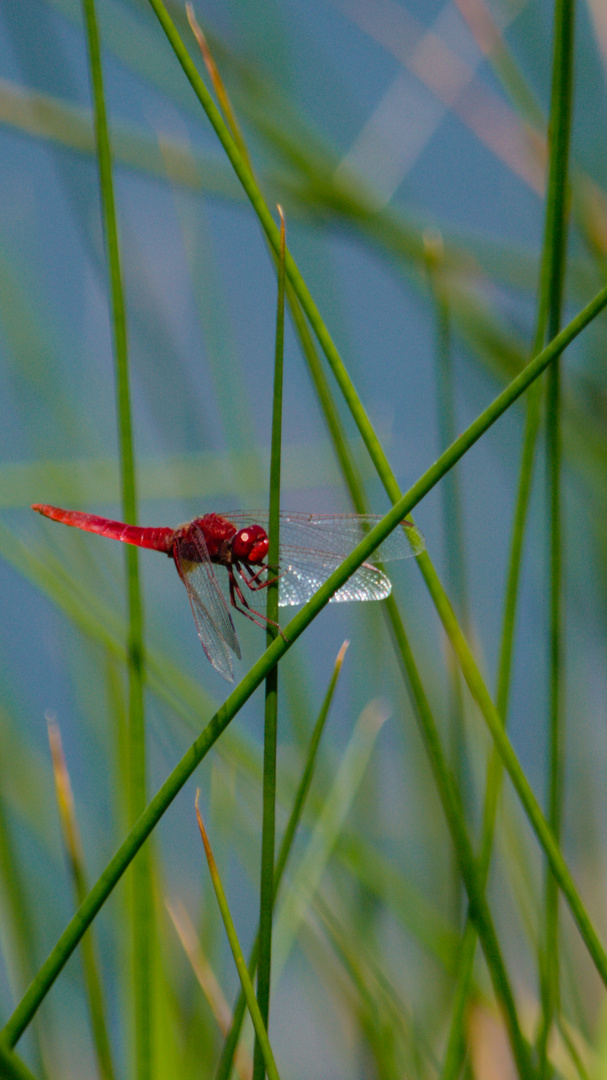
[2,0,607,1078]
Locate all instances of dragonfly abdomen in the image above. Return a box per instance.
[32,505,174,554]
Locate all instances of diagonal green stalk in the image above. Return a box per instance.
[254,209,286,1080]
[443,0,576,1069]
[383,611,534,1078]
[217,643,348,1080]
[195,801,282,1080]
[4,284,607,1050]
[441,381,544,1079]
[0,1043,40,1080]
[80,1,149,1076]
[538,0,575,1071]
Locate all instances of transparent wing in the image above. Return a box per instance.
[225,511,425,564]
[224,511,423,607]
[174,526,241,683]
[277,555,392,607]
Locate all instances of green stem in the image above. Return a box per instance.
[254,211,286,1080]
[537,0,575,1070]
[80,1,149,1075]
[428,250,470,927]
[0,1042,40,1080]
[0,774,46,1077]
[5,282,607,1048]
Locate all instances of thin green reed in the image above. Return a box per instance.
[6,284,607,1056]
[539,0,576,1071]
[80,1,150,1077]
[254,209,286,1080]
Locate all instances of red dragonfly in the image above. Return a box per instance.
[32,505,424,682]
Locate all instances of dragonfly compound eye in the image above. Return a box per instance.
[232,525,269,563]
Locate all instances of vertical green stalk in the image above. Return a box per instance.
[442,0,575,1067]
[538,1,575,1071]
[253,209,286,1080]
[0,766,46,1078]
[216,642,348,1080]
[426,235,470,927]
[79,2,149,1077]
[48,722,116,1080]
[426,242,468,632]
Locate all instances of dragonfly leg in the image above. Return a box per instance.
[239,562,282,592]
[228,568,284,636]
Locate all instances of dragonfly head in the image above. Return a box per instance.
[231,524,269,564]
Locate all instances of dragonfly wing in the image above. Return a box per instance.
[276,550,392,607]
[226,512,425,563]
[175,528,241,683]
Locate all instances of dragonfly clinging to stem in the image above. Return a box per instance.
[32,505,425,681]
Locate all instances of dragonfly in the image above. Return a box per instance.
[32,504,425,682]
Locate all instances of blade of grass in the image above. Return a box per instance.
[48,722,116,1080]
[195,796,282,1080]
[216,641,348,1080]
[254,207,286,1080]
[538,1,575,1072]
[5,285,607,1049]
[80,1,150,1076]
